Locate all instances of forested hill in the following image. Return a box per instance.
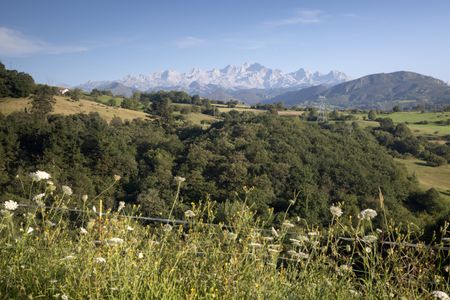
[1,111,441,227]
[266,71,450,109]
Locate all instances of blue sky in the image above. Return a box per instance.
[1,0,449,85]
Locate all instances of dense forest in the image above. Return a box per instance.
[0,109,447,230]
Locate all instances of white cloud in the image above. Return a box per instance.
[174,36,205,49]
[0,27,88,56]
[264,10,324,27]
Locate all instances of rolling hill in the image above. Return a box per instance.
[266,71,450,109]
[0,96,150,123]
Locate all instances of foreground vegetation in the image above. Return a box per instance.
[0,177,449,299]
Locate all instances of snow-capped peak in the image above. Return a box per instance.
[78,63,351,99]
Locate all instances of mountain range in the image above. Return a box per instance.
[265,71,450,109]
[77,63,350,103]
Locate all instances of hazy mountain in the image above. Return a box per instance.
[264,85,329,106]
[77,63,350,102]
[265,71,450,109]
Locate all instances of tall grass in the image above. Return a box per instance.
[0,173,449,299]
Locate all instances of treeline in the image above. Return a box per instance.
[0,110,447,229]
[0,62,35,98]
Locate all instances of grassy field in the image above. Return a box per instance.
[351,111,450,138]
[184,112,218,124]
[0,96,150,123]
[395,158,450,200]
[94,95,125,106]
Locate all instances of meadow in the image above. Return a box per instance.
[351,111,450,138]
[395,158,450,199]
[0,96,150,123]
[0,175,449,299]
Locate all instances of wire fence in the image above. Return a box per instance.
[9,204,450,252]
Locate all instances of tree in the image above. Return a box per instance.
[379,118,395,132]
[31,85,55,118]
[0,62,35,98]
[70,88,82,101]
[392,105,401,112]
[150,96,173,122]
[121,98,140,110]
[368,110,377,120]
[394,123,412,138]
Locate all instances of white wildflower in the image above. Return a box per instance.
[376,228,383,233]
[62,185,73,196]
[330,205,343,218]
[92,206,96,213]
[365,246,371,253]
[46,220,56,227]
[432,291,450,300]
[174,176,186,183]
[346,244,352,252]
[29,170,51,181]
[61,295,68,300]
[107,237,124,245]
[80,227,88,235]
[4,200,18,211]
[47,180,54,185]
[358,209,377,220]
[26,227,34,234]
[282,221,295,228]
[118,201,125,212]
[349,289,360,296]
[138,252,144,259]
[362,235,378,243]
[271,227,279,237]
[289,199,296,205]
[113,174,121,181]
[184,210,196,218]
[163,224,172,232]
[81,194,88,202]
[33,193,45,202]
[127,225,134,231]
[36,199,44,207]
[308,231,319,236]
[94,257,106,264]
